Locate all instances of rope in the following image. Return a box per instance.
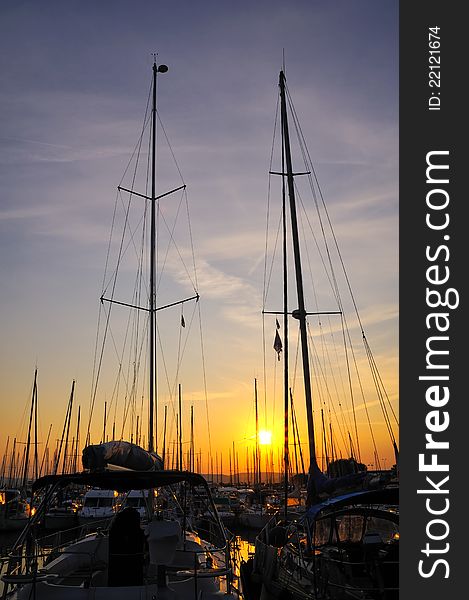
[87,80,152,443]
[283,78,397,462]
[86,67,207,458]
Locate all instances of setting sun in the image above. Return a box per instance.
[259,430,272,445]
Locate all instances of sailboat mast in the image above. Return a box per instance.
[279,70,317,472]
[282,148,289,519]
[149,61,157,453]
[162,405,167,468]
[254,378,260,486]
[178,383,183,470]
[22,369,37,489]
[190,405,194,472]
[0,436,10,487]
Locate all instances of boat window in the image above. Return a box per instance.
[84,497,99,507]
[336,514,365,543]
[98,498,114,507]
[365,516,399,543]
[126,498,143,508]
[314,518,332,546]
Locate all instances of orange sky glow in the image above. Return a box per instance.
[0,1,398,483]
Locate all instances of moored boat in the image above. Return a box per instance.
[242,65,399,600]
[249,487,398,600]
[1,58,240,600]
[122,489,152,519]
[77,488,121,525]
[44,499,79,531]
[238,507,271,531]
[0,490,29,532]
[1,470,238,600]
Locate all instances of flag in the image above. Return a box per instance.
[181,314,185,328]
[276,318,281,329]
[274,330,283,360]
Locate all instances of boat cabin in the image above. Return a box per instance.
[123,489,151,518]
[78,488,120,521]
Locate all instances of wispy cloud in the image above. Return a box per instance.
[0,135,132,166]
[0,0,398,465]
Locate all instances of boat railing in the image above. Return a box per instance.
[1,544,110,598]
[0,519,113,598]
[256,510,301,545]
[1,481,240,596]
[274,531,399,598]
[43,518,112,546]
[1,536,235,596]
[179,527,236,593]
[314,540,399,596]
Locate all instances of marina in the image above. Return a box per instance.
[1,5,398,600]
[1,58,397,599]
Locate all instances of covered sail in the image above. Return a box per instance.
[82,441,163,472]
[307,461,368,500]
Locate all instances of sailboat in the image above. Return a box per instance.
[1,60,238,600]
[241,69,399,599]
[0,370,38,531]
[0,489,30,532]
[237,380,276,531]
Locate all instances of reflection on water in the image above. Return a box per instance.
[230,526,257,595]
[231,526,256,562]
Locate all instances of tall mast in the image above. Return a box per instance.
[162,405,167,468]
[190,405,194,472]
[110,62,195,457]
[74,406,81,474]
[282,138,289,520]
[8,438,16,486]
[178,383,183,470]
[254,378,260,486]
[22,369,37,489]
[1,436,10,487]
[149,61,157,453]
[61,381,75,475]
[279,70,317,474]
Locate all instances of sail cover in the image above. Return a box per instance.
[82,441,163,472]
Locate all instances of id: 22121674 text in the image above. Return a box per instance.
[428,26,441,111]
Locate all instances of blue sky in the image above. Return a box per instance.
[0,1,398,469]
